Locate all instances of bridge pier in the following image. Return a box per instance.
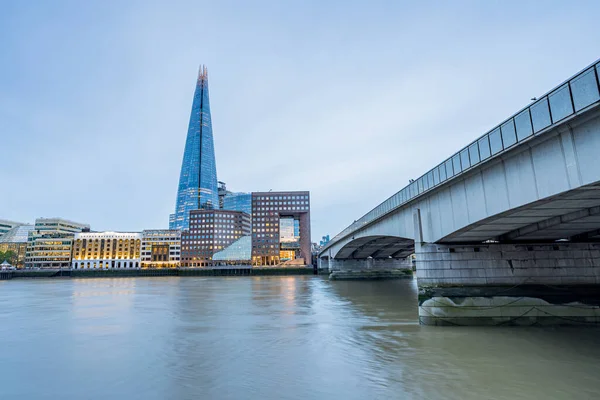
[326,257,413,280]
[416,242,600,326]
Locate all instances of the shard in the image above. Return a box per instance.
[169,65,218,231]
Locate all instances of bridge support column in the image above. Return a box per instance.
[415,242,600,326]
[327,258,413,280]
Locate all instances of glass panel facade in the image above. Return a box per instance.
[500,119,517,148]
[478,136,491,160]
[439,163,447,182]
[530,98,551,132]
[433,167,440,185]
[452,154,461,175]
[223,193,252,216]
[469,142,480,165]
[460,149,470,170]
[170,67,219,230]
[445,159,454,178]
[515,109,533,141]
[571,68,600,111]
[548,84,573,123]
[489,128,503,155]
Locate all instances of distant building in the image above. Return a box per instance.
[170,65,219,230]
[0,225,34,268]
[181,209,251,267]
[25,218,89,269]
[218,181,230,209]
[0,219,26,237]
[319,235,330,247]
[141,230,181,268]
[251,191,311,266]
[71,232,141,270]
[222,192,252,216]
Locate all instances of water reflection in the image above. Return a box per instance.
[0,277,599,400]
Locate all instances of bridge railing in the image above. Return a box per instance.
[324,58,600,252]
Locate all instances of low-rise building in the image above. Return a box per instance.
[71,232,141,270]
[181,209,251,267]
[25,218,89,269]
[0,225,34,268]
[141,230,181,268]
[0,219,26,237]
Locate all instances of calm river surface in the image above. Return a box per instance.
[1,276,600,399]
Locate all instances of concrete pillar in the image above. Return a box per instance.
[327,257,413,280]
[416,242,600,326]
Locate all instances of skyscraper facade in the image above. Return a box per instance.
[170,65,218,231]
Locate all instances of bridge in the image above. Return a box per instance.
[319,58,600,326]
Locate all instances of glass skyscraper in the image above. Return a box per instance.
[170,65,219,231]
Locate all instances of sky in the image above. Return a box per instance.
[1,0,600,242]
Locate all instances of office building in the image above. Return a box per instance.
[0,225,34,268]
[141,230,181,268]
[0,219,26,237]
[170,65,219,230]
[251,191,311,266]
[181,209,251,267]
[25,218,89,269]
[222,192,252,216]
[218,181,229,209]
[71,232,141,270]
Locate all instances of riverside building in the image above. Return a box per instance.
[251,191,311,266]
[180,209,251,267]
[25,218,89,269]
[141,230,181,268]
[0,219,26,237]
[0,225,34,268]
[71,232,141,270]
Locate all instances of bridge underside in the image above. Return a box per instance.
[334,236,414,259]
[443,183,600,243]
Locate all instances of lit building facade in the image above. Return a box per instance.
[141,230,181,268]
[222,192,252,216]
[181,209,251,267]
[25,218,89,269]
[71,232,141,270]
[170,65,219,231]
[0,225,34,268]
[251,191,311,266]
[0,219,26,237]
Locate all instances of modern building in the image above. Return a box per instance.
[0,219,26,237]
[71,232,141,270]
[222,192,252,216]
[25,218,89,269]
[170,65,219,231]
[251,191,311,266]
[0,225,34,268]
[319,235,330,247]
[181,209,251,267]
[141,230,181,268]
[212,235,252,266]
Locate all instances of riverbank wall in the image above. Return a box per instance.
[1,267,315,280]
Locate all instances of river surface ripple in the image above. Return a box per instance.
[1,276,599,400]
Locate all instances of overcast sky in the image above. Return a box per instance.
[2,0,600,241]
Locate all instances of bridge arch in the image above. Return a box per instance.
[332,235,414,260]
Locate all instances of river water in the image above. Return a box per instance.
[1,276,599,399]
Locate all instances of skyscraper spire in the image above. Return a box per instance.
[169,65,219,231]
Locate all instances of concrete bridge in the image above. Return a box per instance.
[319,58,600,326]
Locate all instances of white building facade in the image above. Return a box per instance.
[141,230,181,268]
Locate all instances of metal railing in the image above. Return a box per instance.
[322,58,600,254]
